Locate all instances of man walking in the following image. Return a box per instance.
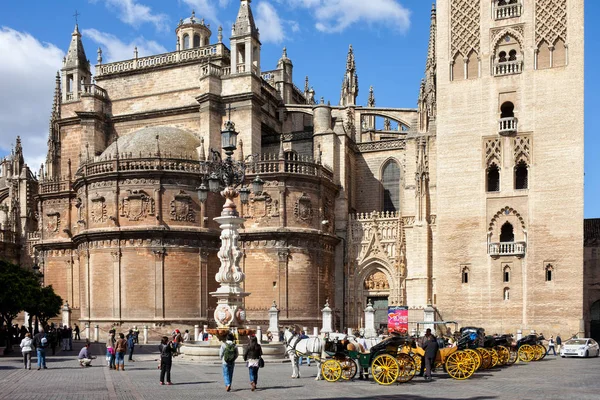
[61,325,70,351]
[73,324,81,341]
[418,328,433,377]
[546,335,557,356]
[556,334,562,354]
[126,329,135,362]
[32,328,48,370]
[422,335,439,381]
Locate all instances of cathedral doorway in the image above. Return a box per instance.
[368,296,389,331]
[363,270,390,331]
[591,300,600,342]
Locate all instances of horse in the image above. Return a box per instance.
[283,329,326,380]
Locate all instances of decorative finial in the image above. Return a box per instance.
[237,139,244,162]
[320,97,324,104]
[97,47,103,64]
[198,137,206,161]
[155,134,160,157]
[278,134,285,160]
[73,10,80,26]
[191,10,196,20]
[282,47,288,59]
[218,26,223,43]
[134,46,138,59]
[304,76,309,92]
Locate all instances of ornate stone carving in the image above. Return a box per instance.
[513,135,531,164]
[356,139,406,153]
[364,271,390,290]
[90,193,107,223]
[248,192,279,220]
[46,212,60,233]
[484,138,502,167]
[170,190,195,222]
[535,0,567,46]
[294,192,314,223]
[451,0,481,57]
[120,190,155,221]
[277,249,289,263]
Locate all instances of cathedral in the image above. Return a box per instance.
[0,0,591,337]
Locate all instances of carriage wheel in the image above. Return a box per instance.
[464,349,482,371]
[496,346,510,365]
[476,348,491,369]
[507,348,518,364]
[445,350,476,380]
[371,354,400,385]
[518,344,535,362]
[488,348,499,367]
[395,353,417,383]
[411,354,422,373]
[321,359,342,382]
[340,358,358,380]
[537,344,547,360]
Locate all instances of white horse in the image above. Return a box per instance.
[283,329,325,380]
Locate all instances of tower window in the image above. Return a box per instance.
[462,267,470,284]
[183,34,190,50]
[545,264,554,282]
[382,160,401,213]
[500,222,514,243]
[509,50,517,61]
[499,51,507,63]
[487,163,500,192]
[503,266,511,282]
[515,160,528,189]
[504,287,510,301]
[501,102,515,118]
[193,34,200,48]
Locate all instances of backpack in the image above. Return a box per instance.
[40,337,48,347]
[223,343,237,364]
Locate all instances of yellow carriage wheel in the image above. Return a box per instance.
[476,348,492,369]
[411,354,422,373]
[536,344,547,360]
[445,350,476,380]
[395,353,417,383]
[489,348,499,367]
[371,354,400,385]
[464,349,482,370]
[507,348,518,364]
[321,359,342,382]
[340,358,358,380]
[496,346,510,365]
[518,344,535,362]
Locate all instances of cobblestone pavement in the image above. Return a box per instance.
[1,342,599,400]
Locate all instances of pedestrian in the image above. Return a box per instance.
[74,323,80,340]
[243,335,263,391]
[422,335,439,381]
[68,325,73,350]
[183,329,190,342]
[61,325,70,351]
[173,329,183,355]
[298,331,311,366]
[126,330,135,362]
[49,325,58,356]
[115,333,128,371]
[418,328,433,377]
[19,333,33,370]
[106,329,116,370]
[32,328,49,370]
[546,335,557,356]
[133,326,139,344]
[159,336,175,385]
[556,334,562,354]
[219,332,239,392]
[78,342,95,367]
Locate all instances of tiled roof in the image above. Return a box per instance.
[585,218,600,247]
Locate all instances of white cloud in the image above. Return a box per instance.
[83,29,168,62]
[180,0,222,25]
[286,0,411,33]
[255,2,285,44]
[94,0,170,31]
[0,27,63,169]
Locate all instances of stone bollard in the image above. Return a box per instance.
[347,328,353,336]
[321,299,333,333]
[302,326,308,335]
[516,329,522,341]
[268,300,280,342]
[423,303,435,334]
[256,326,263,343]
[313,327,318,337]
[85,323,90,340]
[94,325,99,342]
[143,325,148,344]
[364,301,376,338]
[61,301,71,327]
[194,325,200,342]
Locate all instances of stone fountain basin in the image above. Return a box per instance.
[180,342,286,362]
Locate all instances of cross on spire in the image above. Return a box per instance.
[226,103,237,120]
[73,10,80,25]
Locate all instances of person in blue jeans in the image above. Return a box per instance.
[32,329,48,370]
[243,335,263,391]
[219,333,239,392]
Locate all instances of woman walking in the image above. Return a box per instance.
[20,333,33,370]
[106,329,116,370]
[159,336,175,385]
[243,335,263,391]
[219,332,239,392]
[115,333,128,370]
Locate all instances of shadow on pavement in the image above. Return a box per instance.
[310,396,498,400]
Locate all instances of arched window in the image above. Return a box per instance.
[500,222,514,242]
[462,267,470,284]
[503,266,511,282]
[487,163,500,192]
[203,37,210,46]
[183,34,190,50]
[504,287,510,301]
[501,102,514,118]
[499,51,507,63]
[193,34,201,48]
[545,264,554,282]
[515,160,528,190]
[508,49,517,61]
[382,160,400,213]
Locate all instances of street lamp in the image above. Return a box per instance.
[195,118,264,329]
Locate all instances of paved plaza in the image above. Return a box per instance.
[0,342,599,400]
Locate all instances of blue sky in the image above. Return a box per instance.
[0,0,597,217]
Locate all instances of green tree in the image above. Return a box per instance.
[25,285,63,328]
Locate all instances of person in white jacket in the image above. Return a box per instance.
[20,333,33,370]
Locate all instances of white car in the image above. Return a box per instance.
[560,338,600,358]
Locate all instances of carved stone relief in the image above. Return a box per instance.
[535,0,567,46]
[90,193,107,223]
[294,192,313,223]
[46,212,60,233]
[364,271,390,290]
[170,190,195,222]
[120,190,155,221]
[248,192,279,220]
[451,0,481,57]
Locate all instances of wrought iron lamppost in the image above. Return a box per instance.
[196,119,264,329]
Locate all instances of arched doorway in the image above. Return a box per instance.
[591,300,600,341]
[363,270,390,331]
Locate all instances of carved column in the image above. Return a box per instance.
[73,249,80,308]
[84,246,91,320]
[65,258,73,307]
[199,249,209,319]
[277,249,290,318]
[278,184,286,227]
[154,248,166,319]
[111,249,121,320]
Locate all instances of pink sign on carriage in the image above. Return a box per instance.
[388,306,408,334]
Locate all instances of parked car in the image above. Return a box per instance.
[560,338,600,358]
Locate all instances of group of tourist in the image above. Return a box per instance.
[218,333,263,392]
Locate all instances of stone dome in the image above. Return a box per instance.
[101,126,202,160]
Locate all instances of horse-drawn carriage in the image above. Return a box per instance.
[320,335,418,385]
[513,334,547,362]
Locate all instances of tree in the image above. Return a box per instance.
[25,285,63,328]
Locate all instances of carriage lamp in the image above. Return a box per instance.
[252,175,264,195]
[196,182,209,203]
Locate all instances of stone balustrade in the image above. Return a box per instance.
[247,153,334,182]
[494,60,523,76]
[499,117,518,135]
[0,229,17,244]
[488,241,527,257]
[76,155,208,178]
[350,211,401,221]
[39,179,70,194]
[495,2,522,20]
[81,84,108,100]
[95,44,230,77]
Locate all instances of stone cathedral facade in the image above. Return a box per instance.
[0,0,590,337]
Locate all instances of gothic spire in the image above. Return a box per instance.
[418,3,437,132]
[368,86,375,107]
[232,0,259,40]
[340,44,359,106]
[64,24,89,71]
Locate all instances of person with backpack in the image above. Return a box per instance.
[115,333,128,370]
[158,336,175,385]
[243,335,263,391]
[219,332,239,392]
[126,330,135,362]
[106,329,116,370]
[32,328,48,370]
